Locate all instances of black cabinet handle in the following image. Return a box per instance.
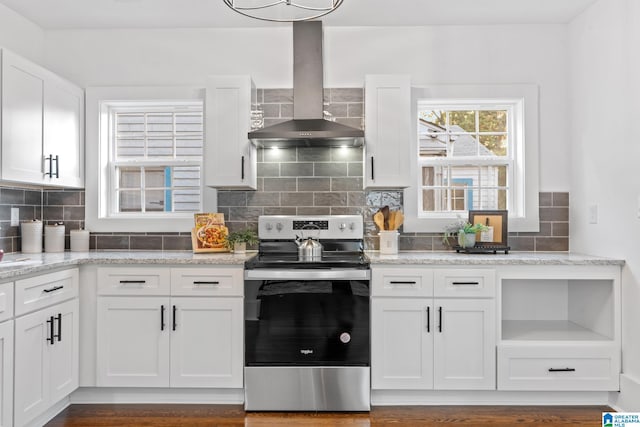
[47,316,55,345]
[172,305,177,331]
[370,156,375,180]
[426,306,430,333]
[160,305,165,331]
[54,155,59,178]
[438,306,443,332]
[119,280,146,284]
[452,281,480,286]
[193,281,220,285]
[548,368,576,372]
[45,155,53,177]
[55,313,62,342]
[43,285,64,293]
[389,281,417,285]
[241,156,245,180]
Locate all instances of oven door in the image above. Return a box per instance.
[244,269,370,367]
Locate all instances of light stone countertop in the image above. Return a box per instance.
[0,250,624,281]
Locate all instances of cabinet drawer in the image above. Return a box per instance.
[171,268,243,296]
[15,268,79,316]
[98,267,171,296]
[0,282,13,322]
[434,269,495,298]
[497,344,619,391]
[372,267,433,296]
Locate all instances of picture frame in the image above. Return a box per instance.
[468,210,509,248]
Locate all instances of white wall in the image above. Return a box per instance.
[0,3,44,63]
[569,0,640,410]
[42,24,570,191]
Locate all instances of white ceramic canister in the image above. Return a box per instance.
[70,229,90,252]
[378,230,399,255]
[45,223,66,253]
[21,220,43,253]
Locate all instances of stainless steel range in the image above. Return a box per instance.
[244,215,370,411]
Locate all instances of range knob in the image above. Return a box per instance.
[339,223,347,231]
[349,222,356,231]
[265,223,273,231]
[339,332,351,344]
[275,222,283,231]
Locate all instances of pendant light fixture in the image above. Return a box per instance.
[223,0,343,22]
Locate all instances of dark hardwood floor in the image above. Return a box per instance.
[45,404,611,426]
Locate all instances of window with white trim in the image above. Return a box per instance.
[110,105,203,215]
[85,86,207,233]
[404,85,539,233]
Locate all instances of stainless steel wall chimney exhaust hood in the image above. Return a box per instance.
[248,21,364,148]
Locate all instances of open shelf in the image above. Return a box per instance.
[501,278,615,342]
[502,320,612,341]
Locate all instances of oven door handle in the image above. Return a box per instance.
[244,269,370,281]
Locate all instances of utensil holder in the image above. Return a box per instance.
[21,220,43,253]
[379,230,399,255]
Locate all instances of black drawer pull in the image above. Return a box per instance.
[47,316,55,345]
[426,306,430,333]
[438,306,443,332]
[160,305,165,331]
[55,313,62,342]
[193,281,220,285]
[119,280,146,284]
[451,281,480,285]
[548,368,576,372]
[389,281,417,285]
[172,305,177,331]
[43,285,64,293]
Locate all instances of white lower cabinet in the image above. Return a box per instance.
[0,320,13,427]
[96,266,244,389]
[14,298,79,427]
[371,297,495,390]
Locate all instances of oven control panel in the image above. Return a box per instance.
[258,215,364,240]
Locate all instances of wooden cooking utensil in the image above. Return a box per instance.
[373,211,385,230]
[381,206,390,230]
[388,211,396,231]
[393,211,404,230]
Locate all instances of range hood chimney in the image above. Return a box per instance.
[248,21,364,148]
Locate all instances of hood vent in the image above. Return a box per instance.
[248,21,364,148]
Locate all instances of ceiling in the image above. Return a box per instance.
[0,0,599,30]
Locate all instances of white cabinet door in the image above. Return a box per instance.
[170,297,243,388]
[43,74,84,188]
[48,299,79,404]
[433,299,496,390]
[371,298,433,389]
[1,49,45,184]
[0,321,13,427]
[364,75,412,189]
[205,75,257,189]
[14,307,51,427]
[97,296,171,387]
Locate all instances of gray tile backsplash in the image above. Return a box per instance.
[0,87,568,253]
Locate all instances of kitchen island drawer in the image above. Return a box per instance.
[371,267,433,297]
[171,267,243,296]
[15,268,78,316]
[98,267,171,296]
[0,282,13,322]
[434,269,495,297]
[497,344,619,391]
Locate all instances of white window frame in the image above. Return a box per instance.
[86,86,215,232]
[404,84,540,233]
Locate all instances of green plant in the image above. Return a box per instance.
[442,219,489,245]
[225,229,259,249]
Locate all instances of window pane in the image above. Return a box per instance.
[145,190,165,212]
[145,168,166,188]
[119,190,141,212]
[479,110,507,132]
[479,188,508,210]
[449,111,475,132]
[419,110,446,126]
[147,138,174,157]
[118,167,141,189]
[479,135,508,156]
[451,134,482,157]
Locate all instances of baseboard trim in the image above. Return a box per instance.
[25,397,70,427]
[371,390,610,406]
[609,374,640,412]
[70,387,244,404]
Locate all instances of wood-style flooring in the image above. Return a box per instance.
[45,404,611,426]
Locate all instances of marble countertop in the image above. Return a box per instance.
[0,250,624,280]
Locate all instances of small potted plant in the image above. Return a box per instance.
[225,228,258,253]
[443,219,489,249]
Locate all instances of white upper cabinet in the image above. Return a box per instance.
[205,75,257,190]
[0,49,84,188]
[364,75,412,189]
